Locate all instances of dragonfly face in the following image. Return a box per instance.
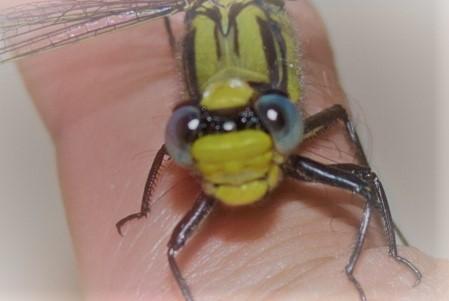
[165,78,304,205]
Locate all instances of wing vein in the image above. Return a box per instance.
[0,0,187,62]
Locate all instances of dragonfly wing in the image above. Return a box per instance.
[0,0,187,63]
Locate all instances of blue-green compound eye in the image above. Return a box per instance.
[165,106,201,167]
[254,94,304,154]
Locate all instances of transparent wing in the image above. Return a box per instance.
[0,0,188,63]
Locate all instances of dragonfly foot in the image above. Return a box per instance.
[116,211,149,236]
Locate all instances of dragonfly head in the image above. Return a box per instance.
[165,78,304,205]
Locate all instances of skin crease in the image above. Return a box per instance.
[12,0,449,300]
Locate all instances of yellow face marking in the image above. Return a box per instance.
[267,165,282,189]
[212,180,269,206]
[192,129,272,163]
[202,165,283,207]
[192,129,283,206]
[198,151,273,173]
[200,79,254,110]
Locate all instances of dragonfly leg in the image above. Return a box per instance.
[116,145,168,235]
[346,202,371,301]
[330,164,422,285]
[304,104,368,166]
[303,104,410,245]
[284,155,380,301]
[164,16,177,56]
[167,194,216,301]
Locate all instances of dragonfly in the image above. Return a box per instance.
[0,0,422,300]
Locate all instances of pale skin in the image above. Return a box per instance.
[11,0,449,300]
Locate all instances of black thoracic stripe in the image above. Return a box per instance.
[214,25,222,59]
[182,28,201,102]
[228,3,246,56]
[268,18,289,93]
[257,17,279,88]
[233,23,240,57]
[202,7,223,33]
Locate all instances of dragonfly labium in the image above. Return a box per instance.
[0,0,422,300]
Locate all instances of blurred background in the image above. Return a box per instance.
[0,0,447,300]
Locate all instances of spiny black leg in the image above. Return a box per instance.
[284,155,378,301]
[329,163,422,287]
[372,172,422,285]
[168,194,216,301]
[346,203,372,301]
[304,105,409,246]
[164,16,176,56]
[116,145,168,235]
[331,163,422,285]
[303,104,368,166]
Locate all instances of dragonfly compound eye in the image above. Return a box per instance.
[254,94,304,154]
[165,106,201,167]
